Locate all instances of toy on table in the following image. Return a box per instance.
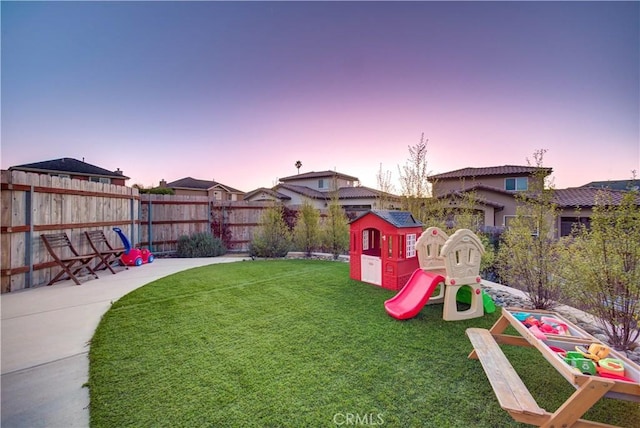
[597,358,625,376]
[564,351,597,375]
[112,227,154,267]
[575,343,610,362]
[513,311,638,383]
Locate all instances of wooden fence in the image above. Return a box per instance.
[139,194,211,254]
[1,170,283,293]
[139,198,272,253]
[1,170,139,293]
[210,201,272,252]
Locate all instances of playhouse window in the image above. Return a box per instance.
[363,230,369,250]
[406,233,416,257]
[388,236,393,257]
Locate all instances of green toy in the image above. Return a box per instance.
[457,287,496,314]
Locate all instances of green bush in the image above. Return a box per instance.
[250,205,292,258]
[176,232,226,258]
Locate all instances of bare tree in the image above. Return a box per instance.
[396,133,444,223]
[375,163,396,209]
[398,133,431,198]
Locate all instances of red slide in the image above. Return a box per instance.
[384,269,446,320]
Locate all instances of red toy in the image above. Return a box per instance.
[113,228,154,266]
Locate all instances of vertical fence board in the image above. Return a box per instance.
[1,171,12,292]
[1,171,139,292]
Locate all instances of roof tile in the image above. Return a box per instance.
[428,165,552,181]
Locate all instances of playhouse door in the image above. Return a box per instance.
[361,255,382,286]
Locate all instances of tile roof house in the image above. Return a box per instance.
[427,165,639,237]
[428,165,552,231]
[243,170,401,215]
[9,157,129,186]
[553,187,640,236]
[159,177,244,201]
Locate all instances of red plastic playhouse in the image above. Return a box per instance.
[349,210,423,291]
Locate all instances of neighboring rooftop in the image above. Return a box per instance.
[554,187,640,208]
[274,183,396,201]
[428,165,552,181]
[279,170,359,183]
[581,180,640,192]
[9,157,129,179]
[242,187,291,201]
[164,177,243,193]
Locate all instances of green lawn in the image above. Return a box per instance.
[88,260,638,427]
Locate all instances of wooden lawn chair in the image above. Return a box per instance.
[40,233,99,285]
[85,230,125,274]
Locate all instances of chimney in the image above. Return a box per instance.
[159,179,167,188]
[115,168,123,175]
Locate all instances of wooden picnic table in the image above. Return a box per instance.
[467,307,640,428]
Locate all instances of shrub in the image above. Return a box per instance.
[321,199,349,259]
[496,150,562,309]
[559,188,640,350]
[250,204,292,258]
[176,232,226,258]
[292,200,321,256]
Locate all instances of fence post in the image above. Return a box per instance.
[130,195,136,247]
[208,199,213,236]
[25,185,34,288]
[147,197,153,252]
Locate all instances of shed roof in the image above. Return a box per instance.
[352,210,422,228]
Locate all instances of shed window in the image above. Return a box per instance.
[406,233,416,257]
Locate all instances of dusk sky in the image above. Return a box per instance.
[2,1,638,193]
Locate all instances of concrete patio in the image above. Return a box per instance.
[1,256,248,428]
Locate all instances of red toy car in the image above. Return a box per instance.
[113,228,154,266]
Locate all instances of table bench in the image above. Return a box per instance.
[40,233,100,285]
[466,308,639,428]
[466,328,546,424]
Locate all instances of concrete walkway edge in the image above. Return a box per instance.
[1,257,248,428]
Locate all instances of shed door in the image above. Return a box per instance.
[361,255,381,286]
